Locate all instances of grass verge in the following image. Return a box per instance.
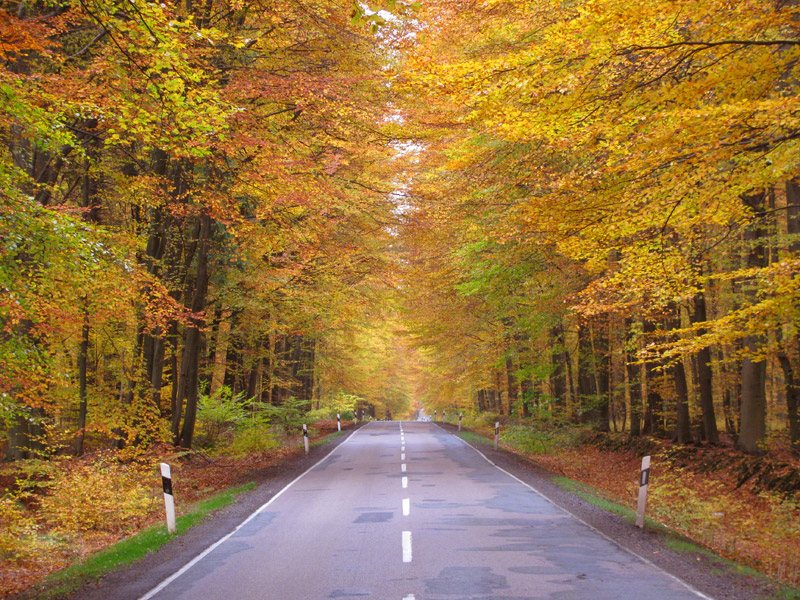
[459,430,491,446]
[35,481,257,599]
[310,430,346,448]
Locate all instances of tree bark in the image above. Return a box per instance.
[75,306,90,456]
[176,214,212,448]
[737,191,768,453]
[692,289,720,443]
[505,356,519,416]
[577,323,597,422]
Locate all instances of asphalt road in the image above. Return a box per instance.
[139,421,712,600]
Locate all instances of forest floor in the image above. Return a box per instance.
[0,421,350,599]
[443,419,800,597]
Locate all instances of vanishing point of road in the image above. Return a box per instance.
[139,421,712,600]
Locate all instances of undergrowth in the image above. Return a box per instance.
[38,482,256,599]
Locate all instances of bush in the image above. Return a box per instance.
[38,458,153,533]
[0,492,51,563]
[473,412,501,428]
[225,424,279,456]
[196,386,250,447]
[305,408,333,423]
[260,397,310,432]
[500,424,586,455]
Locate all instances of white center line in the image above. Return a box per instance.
[402,476,408,488]
[401,463,406,472]
[401,453,405,460]
[401,445,405,451]
[402,531,412,562]
[402,498,410,516]
[402,595,415,600]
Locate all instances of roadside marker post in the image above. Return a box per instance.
[160,463,177,534]
[458,413,463,431]
[433,409,437,422]
[337,413,341,432]
[494,421,499,450]
[442,410,446,422]
[303,424,309,455]
[636,455,651,528]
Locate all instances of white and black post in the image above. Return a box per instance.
[303,424,309,455]
[442,410,446,422]
[160,462,177,534]
[433,409,437,422]
[635,455,651,528]
[458,412,463,431]
[337,413,341,432]
[494,421,500,450]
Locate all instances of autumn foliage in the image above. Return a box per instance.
[3,0,800,593]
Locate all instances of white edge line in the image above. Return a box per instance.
[138,425,367,600]
[440,424,716,600]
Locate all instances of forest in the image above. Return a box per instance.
[1,0,800,594]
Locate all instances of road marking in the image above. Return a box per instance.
[137,426,365,600]
[402,531,412,562]
[402,476,408,488]
[402,498,410,516]
[444,425,716,600]
[401,453,405,460]
[403,595,415,600]
[401,463,406,472]
[401,445,405,451]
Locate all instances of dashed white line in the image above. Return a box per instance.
[402,531,412,562]
[401,463,406,472]
[403,595,415,600]
[401,453,405,460]
[402,476,408,488]
[402,498,410,516]
[401,445,405,451]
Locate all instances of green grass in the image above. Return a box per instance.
[768,587,800,600]
[663,536,718,557]
[310,429,345,447]
[551,476,641,522]
[37,481,257,599]
[459,430,491,446]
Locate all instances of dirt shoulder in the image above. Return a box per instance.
[33,425,365,600]
[437,422,787,600]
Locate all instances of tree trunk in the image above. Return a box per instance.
[75,306,90,456]
[738,191,768,453]
[505,356,519,416]
[176,214,212,448]
[577,323,597,422]
[550,327,566,412]
[780,179,800,454]
[692,289,719,444]
[672,357,692,444]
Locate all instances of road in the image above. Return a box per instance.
[140,421,711,600]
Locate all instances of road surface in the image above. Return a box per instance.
[140,421,711,600]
